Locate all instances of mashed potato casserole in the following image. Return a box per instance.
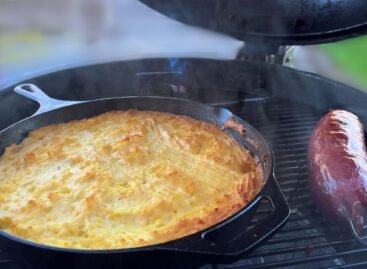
[0,110,261,249]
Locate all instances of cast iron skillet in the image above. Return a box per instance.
[0,83,289,256]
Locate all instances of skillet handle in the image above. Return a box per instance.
[160,174,289,256]
[14,84,81,116]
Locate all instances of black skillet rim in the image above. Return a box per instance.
[0,95,286,255]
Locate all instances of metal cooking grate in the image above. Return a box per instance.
[1,97,367,269]
[210,98,367,269]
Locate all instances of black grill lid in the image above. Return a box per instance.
[139,0,367,45]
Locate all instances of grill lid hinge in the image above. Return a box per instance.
[236,43,288,65]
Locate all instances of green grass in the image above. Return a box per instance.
[321,35,367,89]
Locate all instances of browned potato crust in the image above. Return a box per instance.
[0,110,261,249]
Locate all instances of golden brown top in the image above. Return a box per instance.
[0,110,261,249]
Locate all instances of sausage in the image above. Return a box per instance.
[308,110,367,230]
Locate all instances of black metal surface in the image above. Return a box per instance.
[1,59,367,268]
[139,0,367,45]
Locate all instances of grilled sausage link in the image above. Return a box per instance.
[308,110,367,230]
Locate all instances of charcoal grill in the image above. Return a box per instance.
[1,0,367,268]
[0,59,367,268]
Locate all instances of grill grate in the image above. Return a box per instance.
[211,98,367,269]
[1,97,367,269]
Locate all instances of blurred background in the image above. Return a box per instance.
[0,0,366,91]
